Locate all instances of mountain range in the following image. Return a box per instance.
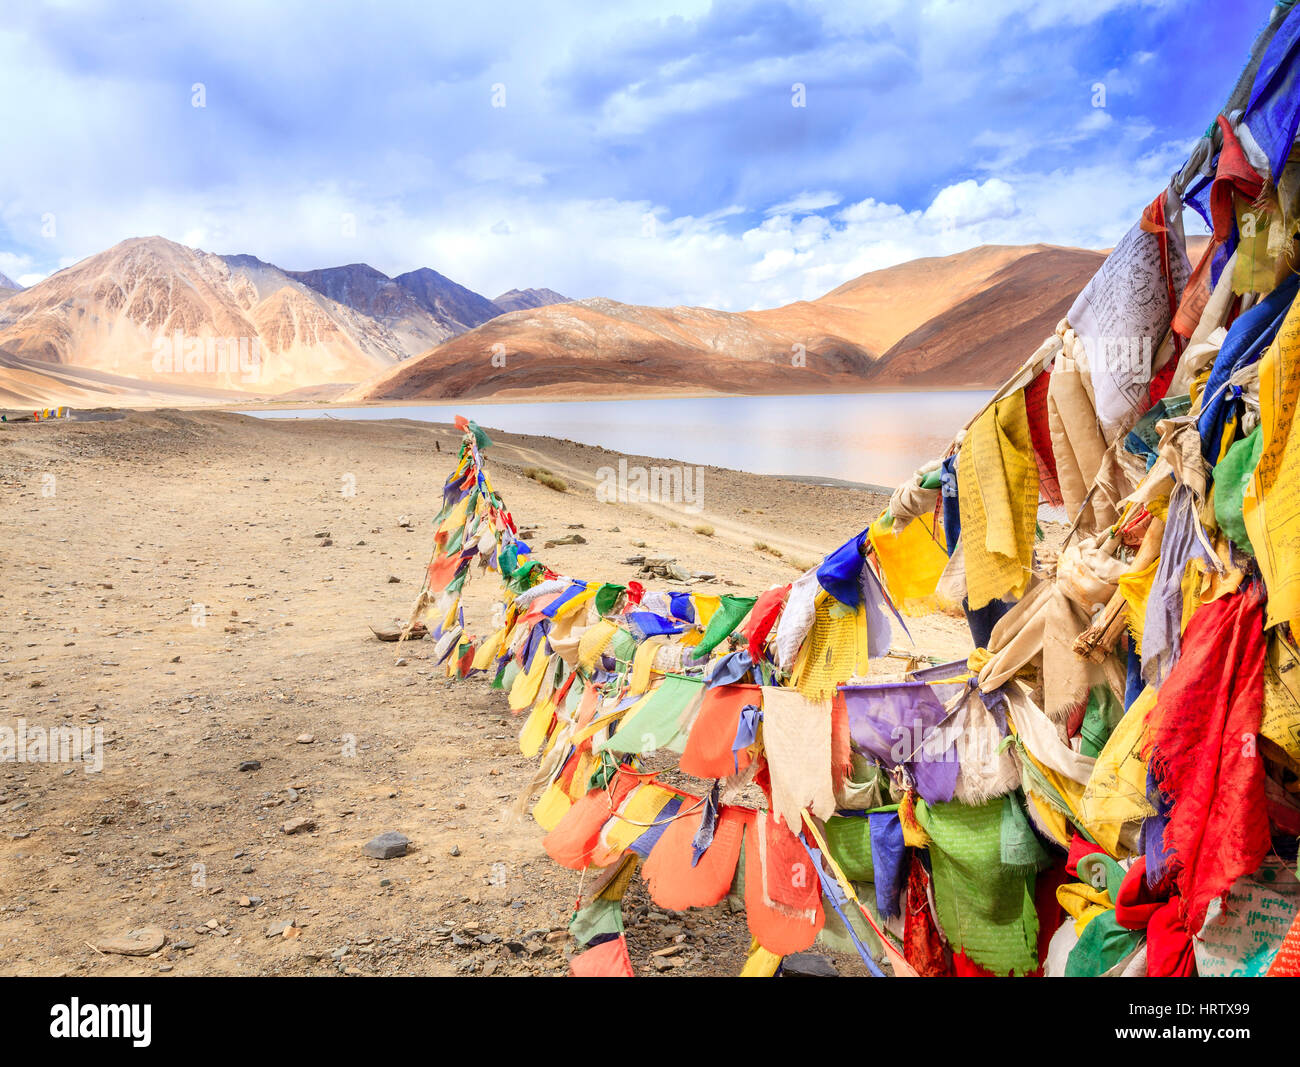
[0,238,568,406]
[0,236,1105,408]
[343,244,1104,402]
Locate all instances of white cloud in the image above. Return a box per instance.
[924,178,1017,228]
[765,190,843,216]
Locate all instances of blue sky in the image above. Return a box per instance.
[0,0,1271,309]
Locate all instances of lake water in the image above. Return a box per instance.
[242,392,991,488]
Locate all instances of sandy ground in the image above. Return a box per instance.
[0,409,972,977]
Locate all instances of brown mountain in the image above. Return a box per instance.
[343,244,1104,402]
[0,237,404,403]
[868,247,1106,383]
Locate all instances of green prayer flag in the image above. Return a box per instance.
[691,595,757,660]
[593,582,626,617]
[598,674,703,756]
[824,815,875,882]
[1213,426,1262,557]
[916,798,1039,975]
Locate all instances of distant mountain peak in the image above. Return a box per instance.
[0,270,21,292]
[392,266,502,334]
[492,287,571,313]
[0,235,404,402]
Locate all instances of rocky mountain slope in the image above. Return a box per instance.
[344,244,1104,402]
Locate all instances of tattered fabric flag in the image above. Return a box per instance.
[903,854,953,977]
[590,782,680,868]
[543,774,639,870]
[705,649,755,687]
[1072,217,1188,439]
[759,686,836,826]
[789,594,866,700]
[741,584,790,663]
[915,798,1040,977]
[868,812,907,919]
[861,552,905,653]
[625,610,686,639]
[626,796,683,859]
[867,512,948,615]
[1000,792,1051,875]
[568,933,634,977]
[732,704,761,775]
[1140,484,1217,687]
[690,594,757,661]
[598,674,704,756]
[1194,859,1300,977]
[1243,11,1300,187]
[817,531,867,607]
[1214,428,1262,556]
[822,815,873,882]
[567,898,625,947]
[641,804,748,911]
[679,683,761,779]
[593,582,626,617]
[668,592,695,623]
[1145,583,1269,934]
[1177,117,1265,336]
[839,681,959,805]
[958,391,1038,610]
[743,811,824,956]
[1244,286,1300,628]
[1197,270,1298,464]
[1023,365,1063,506]
[1266,907,1300,976]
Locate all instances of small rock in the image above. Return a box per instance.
[238,760,261,772]
[363,831,410,859]
[93,927,166,957]
[281,817,316,835]
[449,845,461,857]
[296,733,314,744]
[543,533,587,549]
[780,952,840,978]
[387,575,401,584]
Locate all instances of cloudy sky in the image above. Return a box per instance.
[0,0,1268,308]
